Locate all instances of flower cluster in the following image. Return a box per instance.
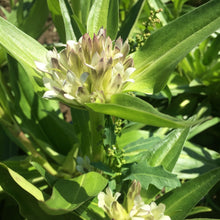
[35,28,135,107]
[98,180,171,220]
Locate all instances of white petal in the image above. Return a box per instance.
[125,67,136,76]
[113,52,123,60]
[160,216,171,220]
[64,93,75,100]
[85,63,95,70]
[67,40,79,51]
[43,90,58,99]
[35,61,48,72]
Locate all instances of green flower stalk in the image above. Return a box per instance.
[98,180,171,220]
[35,28,135,107]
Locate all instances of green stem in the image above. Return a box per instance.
[89,109,105,161]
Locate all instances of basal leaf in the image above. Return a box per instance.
[159,167,220,220]
[124,162,180,190]
[39,172,108,215]
[125,0,220,93]
[86,94,195,128]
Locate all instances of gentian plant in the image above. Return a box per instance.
[0,0,219,219]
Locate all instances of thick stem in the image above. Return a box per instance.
[89,109,105,162]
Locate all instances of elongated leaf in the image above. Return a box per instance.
[39,172,108,215]
[107,0,119,39]
[71,108,90,156]
[117,130,150,149]
[19,0,49,39]
[123,137,160,163]
[87,0,110,35]
[149,127,190,171]
[159,167,220,220]
[125,0,220,93]
[59,0,82,41]
[173,141,220,179]
[86,94,195,128]
[0,164,74,219]
[187,117,220,139]
[0,163,57,220]
[47,0,66,42]
[59,0,77,41]
[71,0,92,25]
[0,17,47,69]
[144,128,190,203]
[125,162,180,190]
[117,0,145,40]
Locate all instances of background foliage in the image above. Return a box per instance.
[0,0,219,219]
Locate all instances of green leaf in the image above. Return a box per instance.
[87,0,110,35]
[59,0,77,41]
[71,0,92,26]
[0,162,52,219]
[125,0,220,93]
[149,127,190,171]
[75,197,107,220]
[39,172,108,215]
[47,0,66,42]
[117,0,146,40]
[19,0,49,39]
[124,162,180,190]
[187,206,212,216]
[107,0,119,39]
[0,16,47,69]
[59,0,82,41]
[86,94,195,128]
[117,129,150,149]
[173,141,220,179]
[187,117,220,139]
[123,137,161,163]
[159,167,220,220]
[71,108,90,156]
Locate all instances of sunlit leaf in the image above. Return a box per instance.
[125,0,220,93]
[0,17,47,69]
[39,172,108,215]
[87,94,195,128]
[159,167,220,220]
[124,162,180,190]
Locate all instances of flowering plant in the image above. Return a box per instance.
[0,0,220,219]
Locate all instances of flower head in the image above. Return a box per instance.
[98,187,128,219]
[35,28,135,107]
[98,181,171,220]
